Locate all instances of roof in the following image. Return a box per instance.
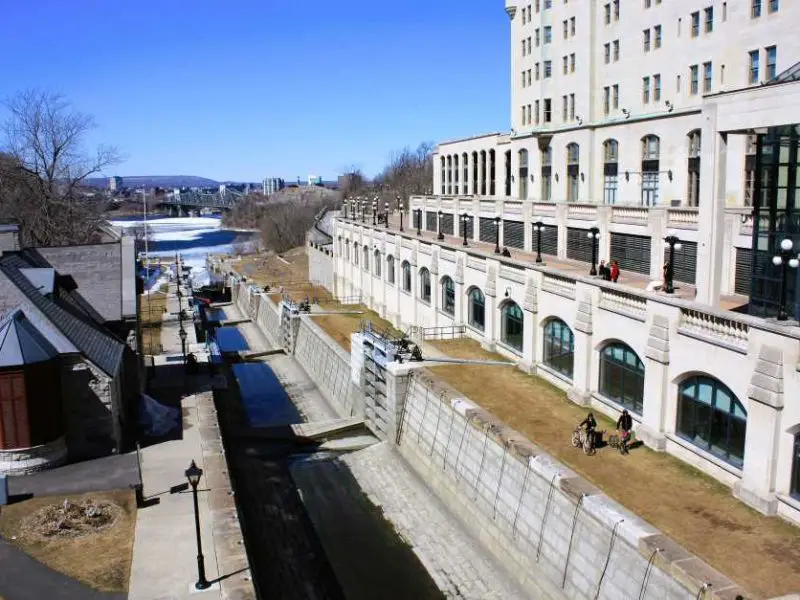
[771,60,800,85]
[0,253,124,376]
[0,307,60,367]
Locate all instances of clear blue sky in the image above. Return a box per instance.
[0,0,509,182]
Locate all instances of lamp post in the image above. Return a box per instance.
[437,210,445,240]
[663,234,683,294]
[384,201,390,227]
[493,216,501,254]
[460,213,469,246]
[372,200,377,226]
[533,221,544,263]
[343,198,348,219]
[179,326,188,365]
[587,225,600,276]
[398,198,404,232]
[360,199,365,223]
[772,238,799,321]
[416,209,422,237]
[185,460,210,591]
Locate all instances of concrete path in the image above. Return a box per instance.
[0,538,125,600]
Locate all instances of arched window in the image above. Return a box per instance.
[641,135,660,206]
[468,287,485,330]
[480,150,488,195]
[541,146,552,201]
[599,342,645,413]
[566,143,580,202]
[345,240,350,260]
[471,151,479,194]
[363,245,370,272]
[462,152,469,193]
[354,243,359,265]
[687,130,701,206]
[440,156,446,195]
[501,301,524,351]
[543,319,574,378]
[677,376,747,468]
[419,268,431,302]
[401,261,412,292]
[447,155,453,194]
[373,249,381,277]
[603,139,619,204]
[441,276,455,315]
[518,149,529,199]
[453,154,460,194]
[386,255,395,284]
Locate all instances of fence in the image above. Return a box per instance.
[408,324,466,341]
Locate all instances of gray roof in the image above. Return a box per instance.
[774,60,800,84]
[0,253,124,376]
[0,307,60,367]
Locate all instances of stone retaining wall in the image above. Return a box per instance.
[0,436,67,474]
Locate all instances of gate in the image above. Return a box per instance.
[610,233,651,275]
[503,220,525,249]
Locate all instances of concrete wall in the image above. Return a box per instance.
[307,241,335,294]
[396,370,743,600]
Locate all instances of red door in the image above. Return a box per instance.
[0,372,30,449]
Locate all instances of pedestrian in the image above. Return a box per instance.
[610,260,620,283]
[598,259,609,280]
[663,260,673,292]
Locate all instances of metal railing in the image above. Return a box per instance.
[408,324,466,341]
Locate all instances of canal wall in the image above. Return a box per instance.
[307,240,335,294]
[228,275,747,600]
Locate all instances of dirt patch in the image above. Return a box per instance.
[0,489,136,593]
[428,338,800,599]
[139,292,167,355]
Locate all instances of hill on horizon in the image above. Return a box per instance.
[85,175,220,189]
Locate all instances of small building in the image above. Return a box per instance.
[108,176,123,192]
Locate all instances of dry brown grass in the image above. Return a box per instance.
[0,489,136,593]
[139,292,167,355]
[427,339,800,598]
[311,303,402,352]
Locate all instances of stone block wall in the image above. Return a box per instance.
[396,371,746,600]
[307,243,334,294]
[0,436,67,474]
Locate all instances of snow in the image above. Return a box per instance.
[109,216,222,229]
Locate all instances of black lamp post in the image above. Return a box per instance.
[772,237,799,321]
[399,199,404,232]
[493,216,501,254]
[416,209,422,236]
[663,234,683,294]
[185,460,210,590]
[372,200,377,226]
[179,326,188,365]
[384,201,389,227]
[343,198,348,219]
[587,226,600,276]
[437,210,445,240]
[360,200,365,223]
[533,221,544,263]
[460,213,469,246]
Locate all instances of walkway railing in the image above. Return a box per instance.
[408,325,466,341]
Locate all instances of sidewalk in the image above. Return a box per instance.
[128,272,254,600]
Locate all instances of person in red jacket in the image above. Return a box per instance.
[610,260,620,283]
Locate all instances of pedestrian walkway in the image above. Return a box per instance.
[128,272,254,600]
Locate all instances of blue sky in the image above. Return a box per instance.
[0,0,509,182]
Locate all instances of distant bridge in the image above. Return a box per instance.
[160,188,244,209]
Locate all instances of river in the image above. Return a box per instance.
[108,215,259,288]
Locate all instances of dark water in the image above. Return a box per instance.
[231,362,301,426]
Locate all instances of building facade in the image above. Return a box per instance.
[108,176,123,192]
[263,177,285,195]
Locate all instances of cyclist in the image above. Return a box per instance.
[616,409,633,455]
[579,412,597,449]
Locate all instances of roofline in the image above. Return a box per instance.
[435,131,507,150]
[703,77,800,99]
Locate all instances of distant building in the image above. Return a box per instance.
[308,175,323,187]
[108,176,123,192]
[263,177,285,196]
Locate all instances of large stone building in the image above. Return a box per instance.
[329,2,800,527]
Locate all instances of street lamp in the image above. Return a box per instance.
[663,234,683,294]
[437,210,445,240]
[360,200,365,223]
[398,198,404,232]
[460,213,469,246]
[533,221,545,263]
[179,326,188,364]
[493,216,501,254]
[416,209,422,236]
[772,238,799,321]
[185,460,210,590]
[587,226,601,276]
[372,200,377,226]
[384,201,389,227]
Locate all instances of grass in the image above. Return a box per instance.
[312,302,402,352]
[139,292,167,355]
[0,489,136,593]
[427,339,800,598]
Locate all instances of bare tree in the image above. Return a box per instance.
[374,141,434,206]
[338,165,367,199]
[0,89,122,246]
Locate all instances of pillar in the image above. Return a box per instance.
[695,104,727,307]
[568,286,595,406]
[639,314,670,450]
[648,207,668,281]
[597,204,612,264]
[521,275,538,372]
[482,262,498,351]
[556,202,569,259]
[523,200,534,252]
[478,152,485,197]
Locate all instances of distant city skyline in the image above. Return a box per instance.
[0,0,509,182]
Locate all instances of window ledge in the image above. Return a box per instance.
[496,340,524,357]
[401,289,412,296]
[419,299,431,306]
[537,362,574,384]
[777,493,800,514]
[465,323,486,336]
[590,392,643,422]
[664,433,744,478]
[437,309,456,319]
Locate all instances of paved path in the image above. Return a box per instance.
[0,538,125,600]
[8,454,139,499]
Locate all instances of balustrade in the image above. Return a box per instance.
[678,308,749,350]
[599,288,647,320]
[611,206,649,224]
[567,204,598,221]
[541,274,577,299]
[667,208,700,230]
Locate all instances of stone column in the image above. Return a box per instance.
[498,200,506,248]
[411,245,419,327]
[695,104,727,307]
[478,152,485,197]
[648,207,668,281]
[596,204,612,263]
[483,262,498,351]
[734,345,784,515]
[638,315,670,450]
[523,200,533,252]
[720,211,738,295]
[521,275,538,372]
[384,362,416,444]
[556,202,569,259]
[568,287,595,406]
[454,254,465,325]
[431,248,440,328]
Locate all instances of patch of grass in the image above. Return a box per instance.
[0,489,136,593]
[139,292,167,355]
[428,338,800,599]
[312,303,402,352]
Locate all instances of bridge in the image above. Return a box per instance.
[160,188,245,210]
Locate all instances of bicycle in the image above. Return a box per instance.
[571,426,596,456]
[608,430,632,455]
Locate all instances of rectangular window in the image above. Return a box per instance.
[522,40,527,56]
[643,76,650,103]
[769,0,779,12]
[535,28,540,46]
[604,43,611,64]
[604,3,611,24]
[723,2,727,20]
[603,86,610,115]
[654,25,662,48]
[570,53,575,72]
[604,175,619,204]
[522,7,527,23]
[536,0,540,12]
[751,0,761,17]
[562,95,568,121]
[612,84,619,108]
[535,100,540,124]
[749,50,760,84]
[535,62,540,80]
[654,73,661,101]
[521,106,526,125]
[644,0,651,7]
[613,0,619,20]
[690,65,699,94]
[691,12,700,37]
[570,17,576,36]
[544,26,552,43]
[563,55,569,75]
[563,19,569,38]
[766,46,777,80]
[527,104,532,125]
[528,37,532,53]
[544,98,552,122]
[544,60,552,78]
[613,40,620,61]
[569,93,575,120]
[703,61,712,92]
[522,71,526,87]
[677,74,681,92]
[704,6,713,32]
[544,0,551,8]
[643,29,650,52]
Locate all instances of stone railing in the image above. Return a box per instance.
[600,287,648,321]
[532,202,557,218]
[678,308,750,351]
[667,207,700,230]
[504,201,523,218]
[611,205,649,224]
[567,204,598,221]
[541,273,577,299]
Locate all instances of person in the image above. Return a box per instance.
[579,412,597,448]
[598,260,608,280]
[663,260,674,292]
[616,409,633,454]
[501,247,512,257]
[610,260,620,283]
